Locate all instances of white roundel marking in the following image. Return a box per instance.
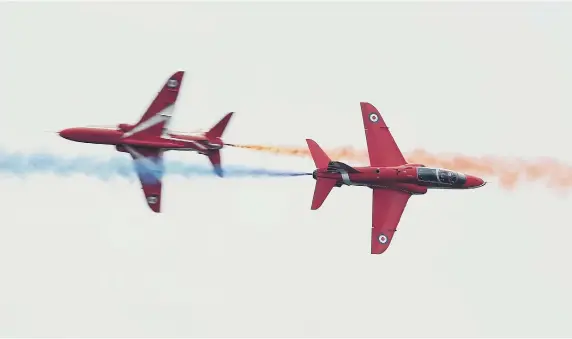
[167,79,179,88]
[147,196,158,204]
[369,112,379,123]
[378,234,388,244]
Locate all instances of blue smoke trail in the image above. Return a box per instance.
[0,149,310,181]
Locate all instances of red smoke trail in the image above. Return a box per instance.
[228,144,572,191]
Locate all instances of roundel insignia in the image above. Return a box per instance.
[378,234,388,244]
[369,112,379,123]
[147,196,158,204]
[167,79,179,88]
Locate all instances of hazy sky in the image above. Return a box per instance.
[2,1,572,337]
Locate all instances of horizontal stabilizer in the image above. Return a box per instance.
[207,149,223,177]
[311,178,337,210]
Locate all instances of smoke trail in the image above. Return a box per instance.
[228,144,365,161]
[0,149,310,180]
[228,144,572,191]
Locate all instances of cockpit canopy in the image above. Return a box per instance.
[416,167,466,185]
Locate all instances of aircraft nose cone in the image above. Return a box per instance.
[59,128,76,140]
[464,175,486,188]
[59,129,70,139]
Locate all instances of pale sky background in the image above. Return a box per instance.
[2,1,572,337]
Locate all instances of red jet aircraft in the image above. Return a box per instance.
[306,102,486,254]
[59,71,234,213]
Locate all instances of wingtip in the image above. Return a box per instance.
[360,101,379,112]
[371,244,389,255]
[213,165,224,177]
[171,70,185,79]
[223,112,235,122]
[305,139,316,149]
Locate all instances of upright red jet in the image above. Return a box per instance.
[59,71,234,212]
[306,102,486,254]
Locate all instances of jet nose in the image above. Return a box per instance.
[59,128,77,141]
[464,175,486,188]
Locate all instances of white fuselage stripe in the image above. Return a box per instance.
[161,137,208,150]
[121,104,174,138]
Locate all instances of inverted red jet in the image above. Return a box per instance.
[306,102,486,254]
[59,71,234,213]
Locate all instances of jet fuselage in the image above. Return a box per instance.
[312,162,485,195]
[59,126,223,155]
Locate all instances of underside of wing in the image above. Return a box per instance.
[360,102,407,167]
[122,71,185,139]
[371,188,411,254]
[124,145,165,213]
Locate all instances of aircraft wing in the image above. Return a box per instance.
[371,188,411,254]
[360,102,407,167]
[122,71,185,139]
[123,145,165,213]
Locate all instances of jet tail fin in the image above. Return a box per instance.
[306,139,331,168]
[306,139,337,209]
[207,149,223,177]
[311,178,337,210]
[205,112,234,140]
[203,113,233,177]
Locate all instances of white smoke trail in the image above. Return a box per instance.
[0,149,310,180]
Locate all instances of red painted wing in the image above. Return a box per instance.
[360,102,406,167]
[123,146,164,213]
[122,71,185,139]
[371,188,411,254]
